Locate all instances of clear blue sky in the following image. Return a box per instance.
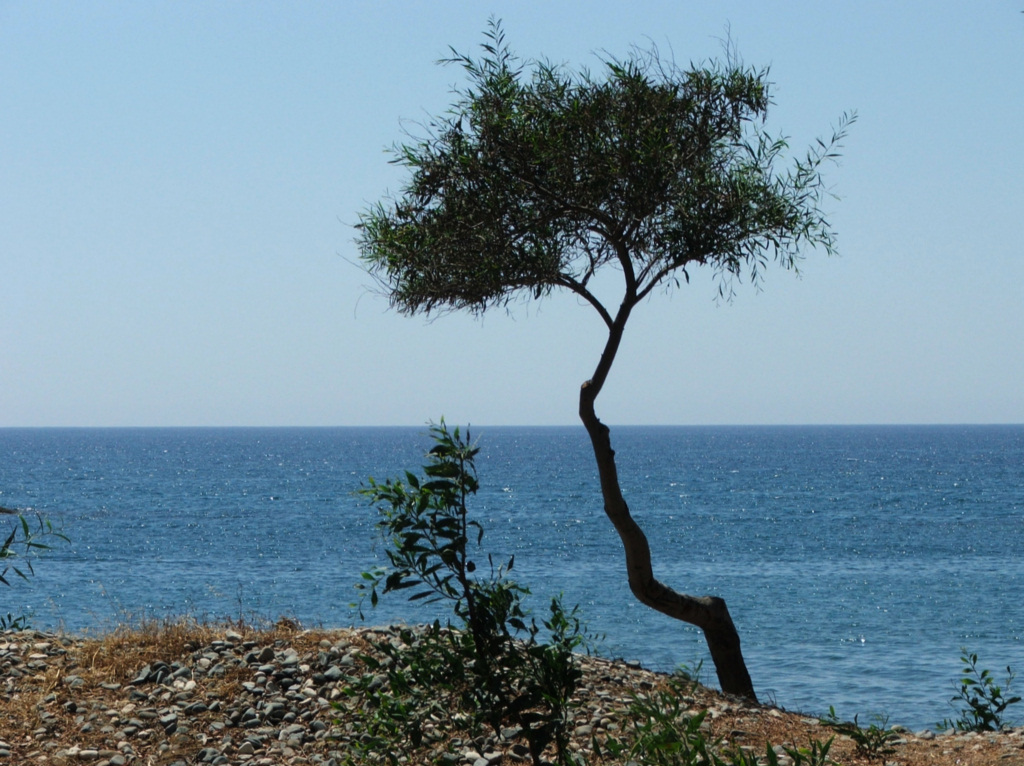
[2,2,1022,427]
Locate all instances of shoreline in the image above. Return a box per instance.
[1,622,1021,765]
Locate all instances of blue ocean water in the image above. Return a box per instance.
[1,425,1021,730]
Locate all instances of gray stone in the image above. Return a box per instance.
[264,702,287,721]
[322,665,344,682]
[130,665,152,685]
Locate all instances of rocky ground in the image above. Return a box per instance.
[1,622,1021,766]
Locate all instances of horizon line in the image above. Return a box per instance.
[2,422,1022,430]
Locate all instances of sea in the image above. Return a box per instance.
[1,425,1021,731]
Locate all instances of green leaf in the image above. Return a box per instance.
[423,463,460,478]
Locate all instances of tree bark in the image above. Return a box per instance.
[579,379,757,701]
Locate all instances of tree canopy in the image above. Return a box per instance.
[358,20,853,327]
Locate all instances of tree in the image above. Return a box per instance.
[357,20,853,700]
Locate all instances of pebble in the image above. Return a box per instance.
[3,626,1021,766]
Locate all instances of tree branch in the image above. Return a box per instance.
[555,276,614,329]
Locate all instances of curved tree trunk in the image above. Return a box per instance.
[578,310,757,700]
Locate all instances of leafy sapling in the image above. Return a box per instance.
[941,649,1021,732]
[356,420,591,766]
[821,706,898,759]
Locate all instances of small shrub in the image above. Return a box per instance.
[771,737,837,766]
[940,648,1021,732]
[338,626,461,765]
[355,420,593,766]
[821,706,898,759]
[513,595,598,764]
[594,675,721,766]
[0,613,31,631]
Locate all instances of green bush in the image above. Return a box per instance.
[940,649,1021,732]
[594,673,839,766]
[820,706,897,759]
[594,675,722,766]
[355,420,594,766]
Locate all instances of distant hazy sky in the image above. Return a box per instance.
[2,2,1021,427]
